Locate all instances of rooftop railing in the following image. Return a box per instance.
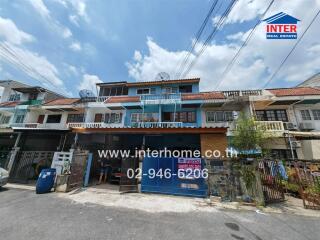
[140,93,181,104]
[67,122,122,128]
[222,90,262,98]
[134,122,183,128]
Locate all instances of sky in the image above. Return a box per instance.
[0,0,320,97]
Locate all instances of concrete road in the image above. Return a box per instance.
[0,187,319,240]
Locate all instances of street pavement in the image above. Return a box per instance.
[0,186,319,240]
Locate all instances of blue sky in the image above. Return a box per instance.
[0,0,320,97]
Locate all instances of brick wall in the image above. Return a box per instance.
[200,133,227,159]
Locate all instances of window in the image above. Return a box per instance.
[104,113,122,123]
[206,111,234,122]
[163,87,178,94]
[137,88,150,95]
[275,110,288,122]
[46,114,62,123]
[131,113,158,122]
[266,110,276,121]
[8,94,20,101]
[28,93,38,100]
[312,110,320,120]
[0,115,11,124]
[67,114,85,123]
[15,115,25,123]
[99,86,128,96]
[255,110,288,121]
[179,85,192,93]
[224,111,234,121]
[169,112,196,123]
[300,110,311,120]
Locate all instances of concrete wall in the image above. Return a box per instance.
[300,140,320,160]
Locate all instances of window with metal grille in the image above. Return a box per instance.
[206,111,234,122]
[67,114,84,123]
[312,110,320,120]
[275,110,288,122]
[46,114,61,123]
[8,94,20,101]
[15,115,25,123]
[300,110,311,120]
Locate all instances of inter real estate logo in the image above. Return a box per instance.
[263,12,300,39]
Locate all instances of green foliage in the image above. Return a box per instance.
[305,180,320,194]
[282,180,300,193]
[232,112,268,156]
[239,165,256,190]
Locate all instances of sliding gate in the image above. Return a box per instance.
[141,157,207,197]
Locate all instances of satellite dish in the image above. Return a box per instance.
[155,72,170,81]
[79,89,95,98]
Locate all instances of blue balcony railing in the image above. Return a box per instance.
[140,93,181,104]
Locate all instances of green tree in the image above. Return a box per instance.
[232,112,268,157]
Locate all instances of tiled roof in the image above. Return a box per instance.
[182,92,225,100]
[122,78,200,87]
[44,98,80,106]
[268,87,320,97]
[105,96,140,103]
[0,101,20,107]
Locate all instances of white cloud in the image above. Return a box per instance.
[78,74,103,93]
[69,15,79,26]
[69,41,81,51]
[27,0,73,39]
[56,0,89,25]
[0,42,72,96]
[0,17,35,45]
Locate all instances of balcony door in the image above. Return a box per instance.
[37,115,45,124]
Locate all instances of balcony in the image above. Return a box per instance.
[140,93,181,105]
[19,99,43,105]
[67,122,123,129]
[11,123,68,130]
[133,122,183,128]
[0,123,10,129]
[222,90,262,98]
[254,121,285,132]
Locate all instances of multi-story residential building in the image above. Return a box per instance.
[2,77,320,183]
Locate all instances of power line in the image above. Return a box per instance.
[214,0,275,90]
[174,0,220,79]
[263,9,320,89]
[180,0,239,79]
[0,42,69,96]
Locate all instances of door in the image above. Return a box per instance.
[94,113,103,122]
[37,115,45,124]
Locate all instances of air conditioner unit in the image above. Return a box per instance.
[299,122,315,130]
[291,141,302,148]
[285,122,298,130]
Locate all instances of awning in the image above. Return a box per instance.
[288,131,320,137]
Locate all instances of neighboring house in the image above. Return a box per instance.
[297,72,320,88]
[3,77,320,182]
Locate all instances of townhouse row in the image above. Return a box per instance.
[1,78,320,182]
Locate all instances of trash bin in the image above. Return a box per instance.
[36,168,56,194]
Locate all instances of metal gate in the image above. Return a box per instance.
[0,151,10,169]
[141,157,207,197]
[9,151,54,183]
[258,160,285,204]
[67,151,89,191]
[294,162,320,210]
[120,157,139,193]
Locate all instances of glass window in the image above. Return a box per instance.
[179,85,192,93]
[312,110,320,120]
[15,115,25,123]
[215,112,224,122]
[206,112,215,122]
[275,110,288,122]
[137,88,150,95]
[224,111,233,121]
[67,114,84,123]
[0,115,11,124]
[9,94,20,101]
[300,110,311,120]
[255,111,265,121]
[266,110,276,121]
[46,115,61,123]
[187,112,196,122]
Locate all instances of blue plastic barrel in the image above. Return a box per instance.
[36,168,56,194]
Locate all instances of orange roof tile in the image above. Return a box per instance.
[268,87,320,97]
[44,98,80,106]
[0,101,20,107]
[182,92,225,100]
[105,96,140,103]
